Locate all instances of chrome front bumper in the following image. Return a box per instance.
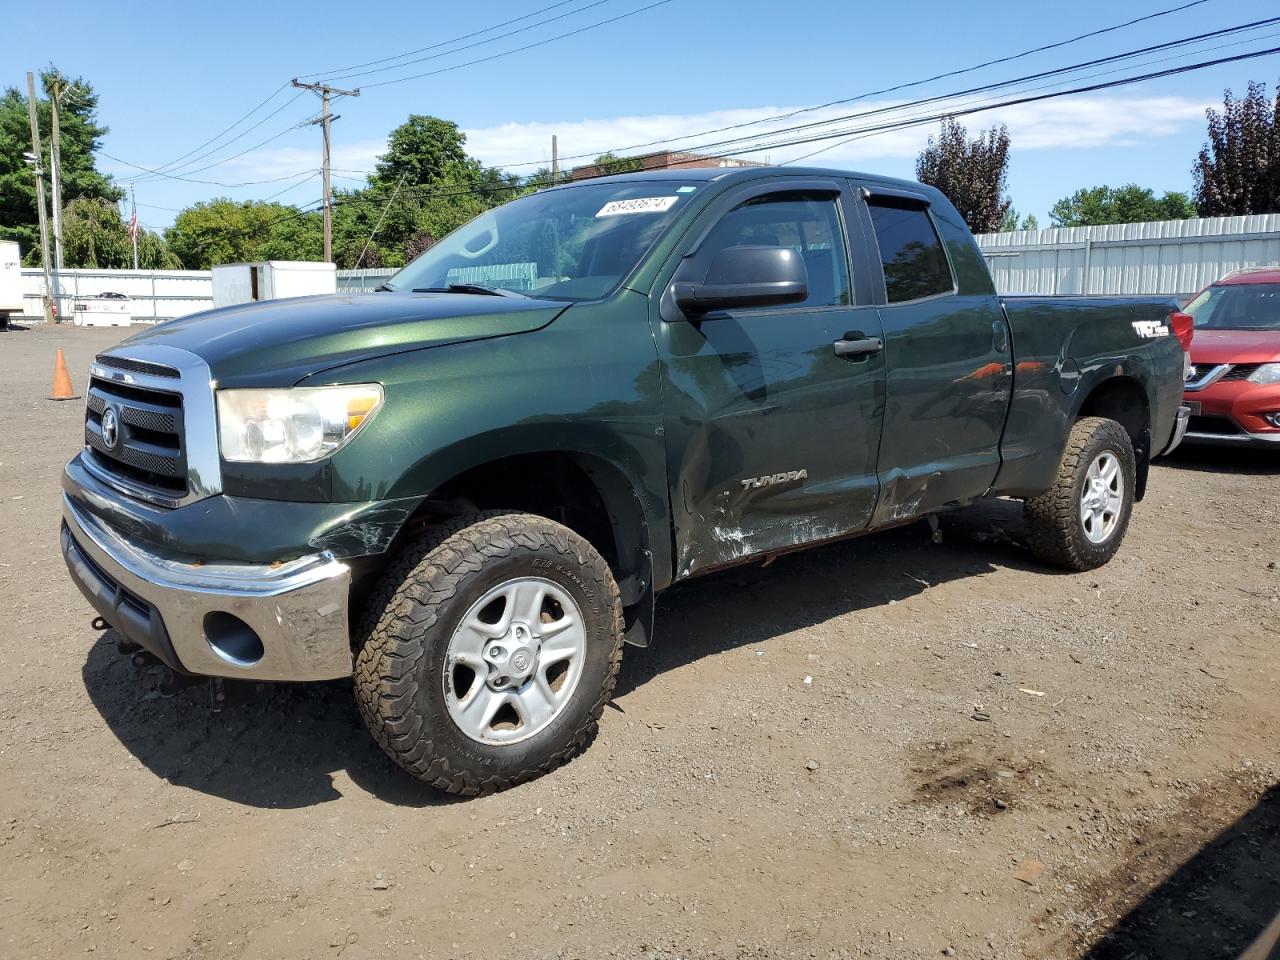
[1161,404,1192,456]
[61,495,353,681]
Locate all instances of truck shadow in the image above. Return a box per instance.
[617,496,1043,698]
[80,643,459,809]
[80,497,1042,808]
[1080,783,1280,960]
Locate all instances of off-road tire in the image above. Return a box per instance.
[1023,416,1136,572]
[353,511,624,795]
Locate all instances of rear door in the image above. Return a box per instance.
[852,185,1012,523]
[652,178,888,578]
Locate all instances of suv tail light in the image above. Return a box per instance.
[1170,310,1194,351]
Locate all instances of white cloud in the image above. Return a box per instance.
[216,94,1211,185]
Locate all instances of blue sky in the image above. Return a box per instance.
[10,0,1280,231]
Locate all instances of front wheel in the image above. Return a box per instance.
[354,512,624,795]
[1023,416,1136,571]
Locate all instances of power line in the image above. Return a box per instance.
[665,16,1280,160]
[360,0,676,89]
[131,89,308,183]
[98,113,320,186]
[100,152,319,188]
[512,0,1219,170]
[297,0,591,79]
[780,29,1280,164]
[316,40,1280,217]
[691,44,1280,164]
[319,0,618,83]
[348,170,411,274]
[500,12,1278,169]
[131,83,294,181]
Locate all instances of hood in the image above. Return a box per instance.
[1189,328,1280,365]
[116,292,568,387]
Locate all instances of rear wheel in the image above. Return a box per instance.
[1023,416,1136,571]
[353,512,623,795]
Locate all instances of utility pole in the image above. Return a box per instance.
[50,79,65,271]
[25,71,55,324]
[50,77,69,320]
[130,185,139,270]
[551,135,559,184]
[291,79,360,263]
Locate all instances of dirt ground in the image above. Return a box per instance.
[2,321,1278,960]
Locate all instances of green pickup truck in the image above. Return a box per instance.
[60,167,1190,794]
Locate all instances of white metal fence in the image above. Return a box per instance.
[16,214,1280,321]
[975,214,1280,299]
[337,268,397,292]
[20,268,213,322]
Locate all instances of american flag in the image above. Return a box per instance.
[128,205,138,243]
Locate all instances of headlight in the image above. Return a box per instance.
[1247,363,1280,385]
[217,385,383,463]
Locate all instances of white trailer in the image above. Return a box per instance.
[211,261,337,309]
[0,241,22,329]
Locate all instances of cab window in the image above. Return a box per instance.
[696,193,852,309]
[867,199,955,303]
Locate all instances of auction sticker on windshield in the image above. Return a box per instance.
[596,197,680,217]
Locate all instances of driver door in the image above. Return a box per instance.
[651,178,887,579]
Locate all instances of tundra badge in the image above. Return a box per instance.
[740,469,808,491]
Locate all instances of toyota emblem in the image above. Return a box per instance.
[101,406,120,450]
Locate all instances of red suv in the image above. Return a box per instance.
[1182,267,1280,448]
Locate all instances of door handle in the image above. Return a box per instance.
[992,318,1009,353]
[833,334,883,359]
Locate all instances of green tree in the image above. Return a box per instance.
[590,152,644,177]
[164,199,321,268]
[1193,81,1280,217]
[998,208,1041,232]
[371,115,486,189]
[1049,184,1196,227]
[62,197,180,268]
[916,118,1011,234]
[0,68,121,259]
[331,114,523,268]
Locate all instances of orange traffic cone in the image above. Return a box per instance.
[48,348,80,401]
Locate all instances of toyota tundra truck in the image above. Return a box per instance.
[60,167,1191,794]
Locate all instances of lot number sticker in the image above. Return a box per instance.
[596,197,679,217]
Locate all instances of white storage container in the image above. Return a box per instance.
[0,241,22,324]
[211,261,337,308]
[72,294,133,327]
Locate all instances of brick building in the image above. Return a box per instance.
[570,150,766,181]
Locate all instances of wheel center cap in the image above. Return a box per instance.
[510,648,533,673]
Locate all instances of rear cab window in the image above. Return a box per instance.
[865,197,956,304]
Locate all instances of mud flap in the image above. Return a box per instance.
[621,577,655,648]
[1134,429,1150,502]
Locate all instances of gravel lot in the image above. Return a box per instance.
[2,322,1278,960]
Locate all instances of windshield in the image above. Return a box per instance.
[1184,282,1280,331]
[385,180,700,301]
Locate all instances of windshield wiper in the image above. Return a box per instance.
[373,282,396,292]
[411,283,529,299]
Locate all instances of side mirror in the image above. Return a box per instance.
[672,245,808,317]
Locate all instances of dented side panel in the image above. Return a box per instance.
[656,305,888,578]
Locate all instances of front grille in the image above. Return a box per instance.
[93,354,180,379]
[85,375,187,497]
[1221,364,1260,382]
[1188,415,1243,436]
